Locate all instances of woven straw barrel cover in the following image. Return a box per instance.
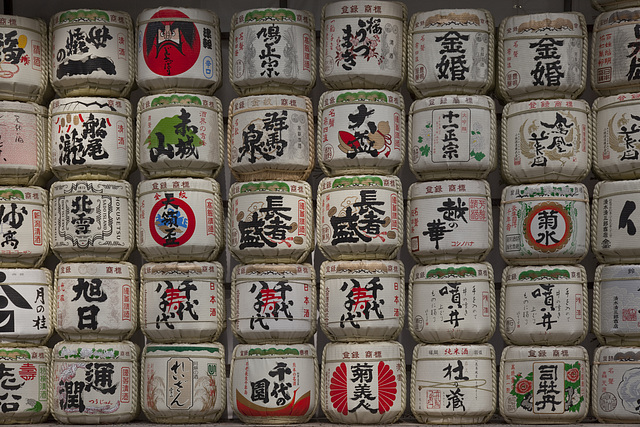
[50,9,134,97]
[591,346,640,423]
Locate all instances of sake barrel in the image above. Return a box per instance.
[318,90,404,176]
[141,343,226,423]
[407,180,492,264]
[231,263,316,344]
[0,15,50,103]
[320,1,406,90]
[230,8,316,96]
[50,9,134,97]
[50,180,133,262]
[0,346,50,424]
[140,262,225,343]
[411,343,496,424]
[228,95,314,181]
[228,181,313,264]
[49,97,133,180]
[320,259,404,342]
[408,9,494,98]
[0,186,48,268]
[51,340,139,424]
[0,267,53,346]
[593,179,640,263]
[137,178,223,262]
[592,93,640,180]
[409,95,497,180]
[317,175,402,260]
[592,0,640,11]
[499,345,589,424]
[0,102,48,186]
[137,93,223,179]
[592,8,640,96]
[230,343,318,424]
[592,346,640,422]
[593,264,640,345]
[501,99,590,184]
[500,183,589,265]
[136,7,222,95]
[497,12,587,102]
[409,263,495,344]
[321,341,405,424]
[500,265,588,346]
[55,262,137,341]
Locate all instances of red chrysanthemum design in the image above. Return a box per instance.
[329,362,349,415]
[515,378,532,395]
[377,361,397,413]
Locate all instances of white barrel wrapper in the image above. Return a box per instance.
[228,181,313,264]
[140,262,225,343]
[317,175,403,260]
[230,8,316,96]
[499,345,589,424]
[49,97,133,180]
[141,342,226,423]
[0,15,50,103]
[500,265,588,346]
[230,343,318,424]
[500,183,589,265]
[592,93,640,180]
[592,8,640,96]
[51,340,139,424]
[0,346,50,424]
[409,95,497,180]
[408,180,492,264]
[50,9,134,97]
[593,264,640,345]
[592,0,640,11]
[137,178,223,262]
[592,179,640,263]
[0,101,48,186]
[408,9,494,98]
[592,346,640,422]
[409,263,495,344]
[411,343,496,424]
[321,341,405,424]
[136,7,222,95]
[0,268,53,346]
[55,262,137,341]
[228,95,314,181]
[231,263,316,344]
[497,12,587,102]
[137,93,223,179]
[318,89,404,176]
[50,180,133,262]
[501,99,590,184]
[320,1,406,90]
[0,186,48,268]
[320,260,404,342]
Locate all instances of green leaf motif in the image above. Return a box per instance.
[564,361,583,412]
[419,145,430,157]
[26,401,43,412]
[417,136,423,143]
[146,115,203,149]
[470,150,485,161]
[471,130,481,135]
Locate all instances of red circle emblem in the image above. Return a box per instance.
[524,202,571,252]
[143,9,200,76]
[149,196,196,247]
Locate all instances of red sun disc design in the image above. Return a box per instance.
[377,361,397,413]
[143,9,201,76]
[329,362,349,415]
[149,196,196,247]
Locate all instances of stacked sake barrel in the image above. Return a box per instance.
[132,7,227,424]
[496,11,591,424]
[40,9,142,425]
[405,8,498,424]
[315,2,407,424]
[226,7,319,425]
[0,15,53,421]
[590,2,640,422]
